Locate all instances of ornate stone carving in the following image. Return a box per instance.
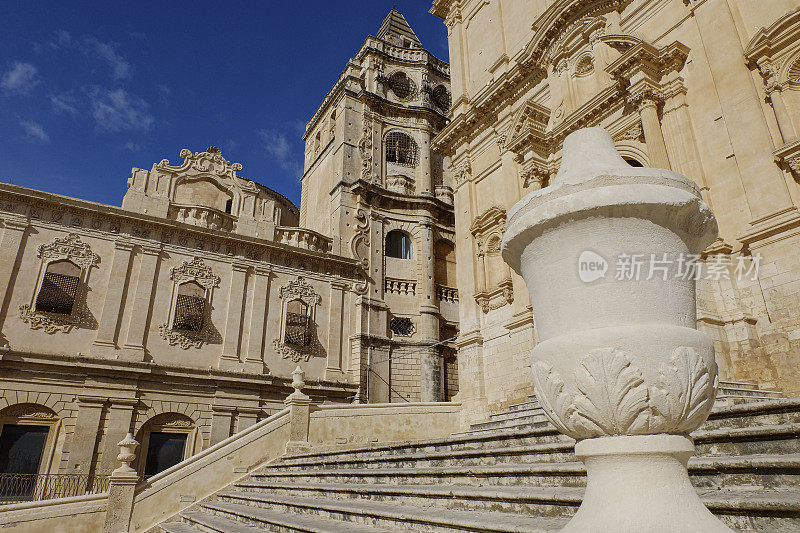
[158,257,220,349]
[19,302,93,334]
[532,346,717,440]
[170,257,220,289]
[349,208,371,294]
[359,113,377,182]
[452,159,472,187]
[37,233,99,269]
[618,123,644,142]
[574,55,594,77]
[279,276,321,306]
[2,403,56,419]
[273,337,323,363]
[158,323,219,350]
[161,146,243,178]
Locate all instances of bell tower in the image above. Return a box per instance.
[299,9,457,403]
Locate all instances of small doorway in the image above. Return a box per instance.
[0,424,49,501]
[143,432,187,478]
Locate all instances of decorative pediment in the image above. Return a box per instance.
[603,36,689,81]
[170,257,220,289]
[37,233,99,270]
[279,276,322,306]
[158,146,243,180]
[519,0,633,71]
[470,206,507,238]
[744,7,800,64]
[504,99,551,155]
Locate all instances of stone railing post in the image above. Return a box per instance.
[501,127,731,532]
[284,366,312,454]
[103,433,139,533]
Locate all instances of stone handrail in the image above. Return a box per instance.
[436,284,459,303]
[275,226,333,253]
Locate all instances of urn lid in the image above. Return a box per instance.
[501,128,718,274]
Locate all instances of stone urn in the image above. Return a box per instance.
[501,128,731,532]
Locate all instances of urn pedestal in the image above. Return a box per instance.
[501,128,732,532]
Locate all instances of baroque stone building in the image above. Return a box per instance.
[0,9,457,491]
[300,9,457,404]
[0,145,368,487]
[429,0,800,419]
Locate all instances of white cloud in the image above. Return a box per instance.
[50,92,79,114]
[82,37,131,80]
[20,121,49,142]
[89,87,153,131]
[259,129,302,176]
[123,141,141,152]
[56,30,71,47]
[1,62,40,95]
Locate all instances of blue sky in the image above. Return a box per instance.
[0,1,449,208]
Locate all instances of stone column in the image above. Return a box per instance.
[418,217,440,402]
[91,241,134,358]
[502,128,730,533]
[284,366,312,454]
[121,245,161,362]
[419,130,433,196]
[631,92,671,170]
[756,58,797,144]
[243,266,271,374]
[103,434,139,533]
[0,218,29,333]
[219,263,250,370]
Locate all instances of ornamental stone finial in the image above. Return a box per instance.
[502,127,730,532]
[113,433,139,475]
[291,365,306,393]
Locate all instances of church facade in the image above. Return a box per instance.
[430,0,800,419]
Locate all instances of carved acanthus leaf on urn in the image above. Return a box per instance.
[532,346,717,440]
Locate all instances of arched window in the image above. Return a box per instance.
[136,413,196,478]
[172,281,205,332]
[385,230,413,259]
[624,157,644,168]
[284,299,311,346]
[35,260,81,315]
[388,71,415,100]
[386,132,419,167]
[431,85,451,111]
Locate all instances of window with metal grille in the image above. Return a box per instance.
[388,72,415,100]
[389,317,413,336]
[35,260,80,315]
[431,85,451,111]
[385,132,418,167]
[172,281,205,332]
[284,299,311,346]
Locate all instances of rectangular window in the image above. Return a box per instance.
[173,294,205,332]
[284,312,311,346]
[35,273,78,315]
[144,432,187,478]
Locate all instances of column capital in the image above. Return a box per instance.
[114,239,136,252]
[1,217,29,232]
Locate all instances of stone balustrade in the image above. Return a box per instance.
[168,204,236,232]
[435,185,454,205]
[436,284,458,302]
[364,37,450,74]
[274,227,332,253]
[385,277,417,295]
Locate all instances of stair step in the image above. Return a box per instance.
[160,522,203,533]
[185,504,391,532]
[212,492,568,532]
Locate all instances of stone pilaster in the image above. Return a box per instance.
[121,245,161,362]
[236,407,260,431]
[209,405,236,445]
[243,266,271,374]
[325,281,347,379]
[219,263,250,370]
[91,241,135,358]
[66,396,106,481]
[630,90,671,170]
[97,398,138,474]
[0,218,29,335]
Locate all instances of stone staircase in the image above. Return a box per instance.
[160,393,800,533]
